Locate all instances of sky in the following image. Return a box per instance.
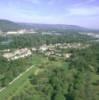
[0,0,99,29]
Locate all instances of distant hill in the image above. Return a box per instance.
[0,19,21,32]
[19,23,89,31]
[0,19,98,32]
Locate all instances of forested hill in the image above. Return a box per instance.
[18,22,88,31]
[0,19,21,32]
[0,19,92,32]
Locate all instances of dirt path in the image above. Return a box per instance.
[0,65,34,93]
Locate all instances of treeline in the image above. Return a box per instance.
[0,32,93,49]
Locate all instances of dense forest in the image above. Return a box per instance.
[0,32,93,49]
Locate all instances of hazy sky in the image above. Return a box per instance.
[0,0,99,29]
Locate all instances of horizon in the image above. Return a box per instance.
[0,0,99,29]
[0,18,89,29]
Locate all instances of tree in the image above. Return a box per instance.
[54,92,65,100]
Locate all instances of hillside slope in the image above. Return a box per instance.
[0,19,95,32]
[0,19,21,32]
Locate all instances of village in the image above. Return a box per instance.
[1,43,90,61]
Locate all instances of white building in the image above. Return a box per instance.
[39,45,48,52]
[32,47,37,52]
[6,31,18,35]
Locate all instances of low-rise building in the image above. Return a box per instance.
[32,47,37,52]
[39,44,48,52]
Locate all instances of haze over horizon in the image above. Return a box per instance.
[0,0,99,29]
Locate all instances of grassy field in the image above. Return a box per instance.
[0,54,48,100]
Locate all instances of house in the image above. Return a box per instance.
[39,44,48,52]
[32,47,37,52]
[6,31,18,35]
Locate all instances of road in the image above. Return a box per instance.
[0,65,34,93]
